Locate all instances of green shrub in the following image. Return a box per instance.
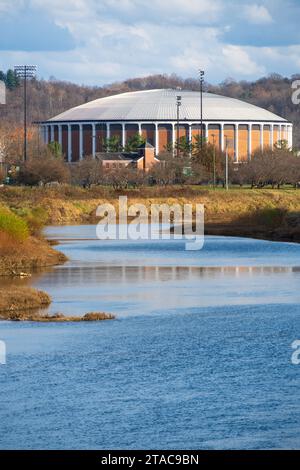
[25,207,48,235]
[0,209,29,241]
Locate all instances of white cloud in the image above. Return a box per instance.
[0,0,24,15]
[0,0,299,85]
[222,45,265,75]
[243,4,273,24]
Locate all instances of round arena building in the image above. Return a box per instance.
[40,89,293,162]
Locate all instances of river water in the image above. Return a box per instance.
[1,225,300,449]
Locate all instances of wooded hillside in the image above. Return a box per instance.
[0,71,299,146]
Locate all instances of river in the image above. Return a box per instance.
[1,225,300,449]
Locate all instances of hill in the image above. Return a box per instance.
[0,71,299,146]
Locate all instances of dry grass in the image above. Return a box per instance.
[0,286,51,314]
[2,185,300,225]
[0,233,67,276]
[0,287,116,323]
[1,185,300,242]
[83,312,115,321]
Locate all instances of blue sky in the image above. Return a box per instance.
[0,0,300,85]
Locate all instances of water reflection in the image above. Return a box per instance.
[34,264,300,286]
[3,230,300,316]
[2,264,297,288]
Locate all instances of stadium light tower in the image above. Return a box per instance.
[176,95,182,158]
[199,69,205,149]
[14,65,37,162]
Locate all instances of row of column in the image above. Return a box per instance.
[42,122,293,162]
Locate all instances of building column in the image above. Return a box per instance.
[50,125,55,143]
[248,124,252,161]
[188,124,192,157]
[204,122,209,141]
[234,123,239,162]
[288,126,293,148]
[172,123,176,152]
[220,123,224,152]
[122,123,126,148]
[188,124,192,144]
[285,125,288,143]
[79,124,83,160]
[270,124,274,150]
[58,125,62,148]
[285,125,289,145]
[92,123,96,158]
[106,123,111,142]
[281,125,285,142]
[138,122,142,136]
[67,124,72,162]
[260,124,264,151]
[155,123,159,155]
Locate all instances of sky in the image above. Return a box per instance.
[0,0,300,86]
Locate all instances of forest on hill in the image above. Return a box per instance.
[0,71,299,146]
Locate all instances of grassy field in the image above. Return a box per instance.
[1,185,300,250]
[1,185,300,223]
[1,184,300,233]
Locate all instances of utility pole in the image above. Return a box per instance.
[176,95,181,158]
[212,133,216,189]
[199,70,205,149]
[14,65,37,162]
[225,136,229,191]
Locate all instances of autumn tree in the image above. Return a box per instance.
[70,157,104,187]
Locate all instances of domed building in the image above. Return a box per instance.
[40,89,293,162]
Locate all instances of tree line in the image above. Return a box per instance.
[0,71,299,146]
[0,69,20,90]
[2,131,299,190]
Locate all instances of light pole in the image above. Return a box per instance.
[199,70,205,149]
[176,95,181,158]
[14,65,37,162]
[212,133,216,189]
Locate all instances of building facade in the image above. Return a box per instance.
[98,142,158,171]
[40,89,293,162]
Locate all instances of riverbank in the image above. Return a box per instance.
[0,286,115,322]
[0,234,67,276]
[1,185,299,243]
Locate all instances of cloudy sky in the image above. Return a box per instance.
[0,0,300,85]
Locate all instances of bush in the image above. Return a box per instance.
[18,156,70,186]
[0,208,29,241]
[26,207,48,235]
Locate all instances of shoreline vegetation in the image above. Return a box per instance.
[0,286,115,322]
[1,185,300,243]
[0,202,116,321]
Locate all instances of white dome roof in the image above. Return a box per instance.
[48,89,287,123]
